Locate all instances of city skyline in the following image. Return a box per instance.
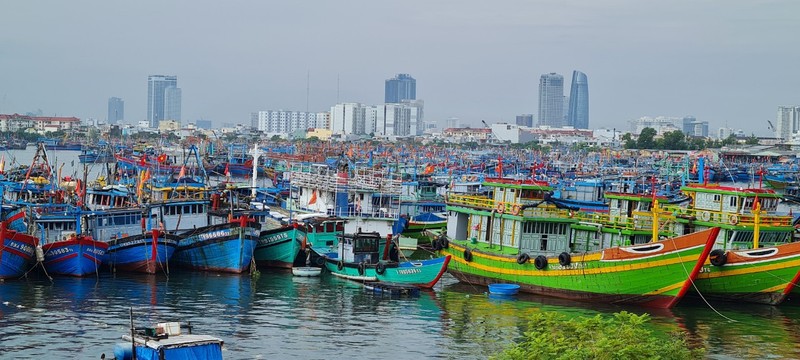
[147,75,180,128]
[0,1,798,135]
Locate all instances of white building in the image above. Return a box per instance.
[776,106,800,141]
[629,116,683,135]
[490,123,536,144]
[255,110,329,135]
[330,103,367,135]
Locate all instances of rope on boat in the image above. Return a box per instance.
[670,236,737,322]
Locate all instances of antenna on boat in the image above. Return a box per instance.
[129,307,137,360]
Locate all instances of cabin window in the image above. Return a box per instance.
[713,194,721,203]
[354,238,378,252]
[729,197,737,207]
[326,223,334,232]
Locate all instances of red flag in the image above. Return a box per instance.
[224,163,230,177]
[178,165,186,178]
[753,195,759,211]
[308,190,317,205]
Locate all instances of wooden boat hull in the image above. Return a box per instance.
[440,228,719,308]
[254,227,302,269]
[323,255,451,289]
[174,221,259,273]
[105,232,181,274]
[42,237,108,277]
[691,242,800,305]
[0,229,37,279]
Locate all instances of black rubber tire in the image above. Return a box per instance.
[375,262,386,275]
[433,239,443,251]
[464,248,473,262]
[558,252,571,266]
[337,260,344,271]
[438,235,449,249]
[516,253,530,265]
[357,262,366,275]
[534,255,548,270]
[709,249,728,267]
[315,256,326,266]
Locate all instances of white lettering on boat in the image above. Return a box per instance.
[397,268,421,275]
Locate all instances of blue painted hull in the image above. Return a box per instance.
[105,232,181,274]
[42,237,108,277]
[0,231,38,279]
[174,222,259,273]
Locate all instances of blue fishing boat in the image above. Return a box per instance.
[37,137,83,151]
[34,213,108,277]
[108,309,224,360]
[172,215,260,273]
[0,222,38,280]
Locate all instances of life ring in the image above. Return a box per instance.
[337,260,344,271]
[315,256,326,266]
[516,253,530,265]
[496,202,505,214]
[699,211,711,222]
[709,249,727,267]
[534,255,548,270]
[464,248,473,262]
[357,262,366,275]
[728,214,739,225]
[558,252,572,266]
[511,204,521,216]
[375,262,386,275]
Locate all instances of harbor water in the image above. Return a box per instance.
[2,271,800,359]
[2,147,800,358]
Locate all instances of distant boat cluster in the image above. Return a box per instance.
[3,139,800,311]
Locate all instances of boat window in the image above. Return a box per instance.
[336,222,344,231]
[729,197,737,207]
[354,237,378,252]
[326,223,334,232]
[713,194,721,203]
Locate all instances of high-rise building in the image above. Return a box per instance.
[567,71,589,129]
[776,106,800,141]
[147,75,179,128]
[164,87,182,124]
[682,116,696,134]
[255,110,328,134]
[385,74,416,103]
[107,97,124,124]
[515,114,533,127]
[538,73,564,127]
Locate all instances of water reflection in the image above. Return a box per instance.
[1,271,800,359]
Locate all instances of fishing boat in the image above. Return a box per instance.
[254,225,303,269]
[660,183,800,305]
[0,221,39,280]
[321,230,451,289]
[440,177,718,308]
[107,310,223,360]
[34,213,109,277]
[172,214,260,273]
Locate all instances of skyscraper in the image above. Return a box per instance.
[385,74,416,103]
[538,73,564,127]
[147,75,179,128]
[107,97,124,124]
[567,71,589,129]
[515,114,533,127]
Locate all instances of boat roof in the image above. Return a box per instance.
[124,334,223,350]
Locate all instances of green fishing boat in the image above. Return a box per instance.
[439,177,717,308]
[660,183,800,305]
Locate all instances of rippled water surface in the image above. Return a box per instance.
[2,271,800,359]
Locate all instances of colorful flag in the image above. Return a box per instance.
[178,165,186,178]
[308,190,317,205]
[224,163,231,177]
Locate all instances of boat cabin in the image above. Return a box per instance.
[337,231,384,264]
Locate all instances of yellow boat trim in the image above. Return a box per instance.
[761,283,790,293]
[696,258,800,279]
[448,242,602,263]
[643,281,685,296]
[444,249,698,276]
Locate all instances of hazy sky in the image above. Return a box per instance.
[1,1,798,135]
